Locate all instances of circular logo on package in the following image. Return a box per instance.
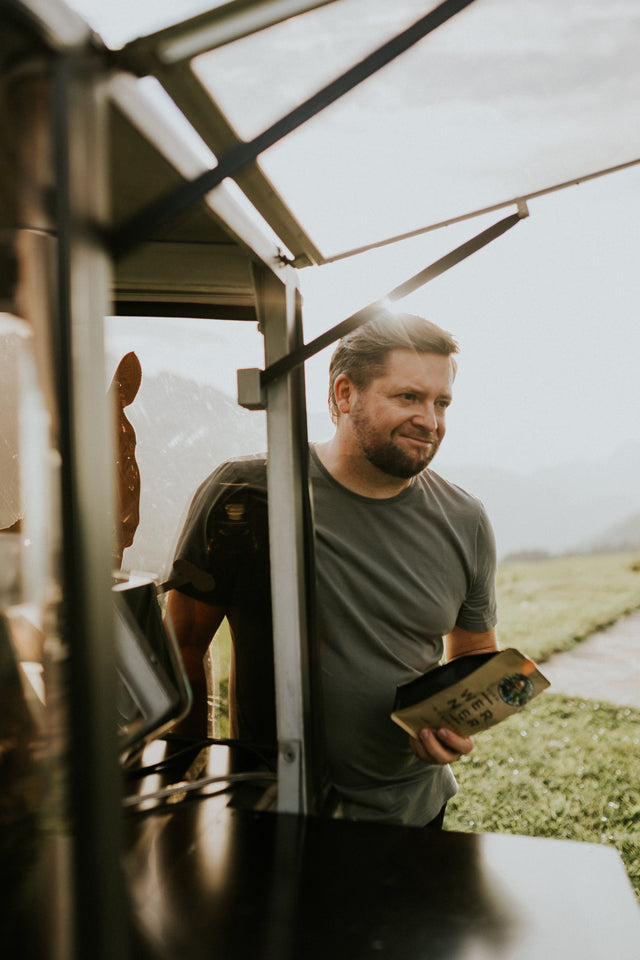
[498,673,534,707]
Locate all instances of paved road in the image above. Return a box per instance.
[541,608,640,710]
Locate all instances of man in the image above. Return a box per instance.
[166,311,498,828]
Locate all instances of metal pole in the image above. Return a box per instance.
[52,48,128,959]
[253,262,317,814]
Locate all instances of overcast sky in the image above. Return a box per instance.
[299,162,640,474]
[79,0,640,475]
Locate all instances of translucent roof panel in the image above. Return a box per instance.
[189,0,640,258]
[192,1,441,139]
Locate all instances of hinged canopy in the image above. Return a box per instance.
[63,0,640,270]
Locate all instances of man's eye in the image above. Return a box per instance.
[399,393,417,401]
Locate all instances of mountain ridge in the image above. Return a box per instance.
[109,368,640,571]
[440,448,640,559]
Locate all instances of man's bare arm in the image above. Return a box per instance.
[166,589,227,737]
[444,625,498,662]
[410,626,498,765]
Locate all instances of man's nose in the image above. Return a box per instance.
[412,404,438,432]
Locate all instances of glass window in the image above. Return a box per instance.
[105,314,266,736]
[0,314,55,937]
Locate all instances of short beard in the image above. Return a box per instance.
[351,408,439,479]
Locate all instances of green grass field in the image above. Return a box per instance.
[447,551,640,898]
[211,551,640,896]
[495,552,640,662]
[445,694,640,897]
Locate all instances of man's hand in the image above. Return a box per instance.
[409,727,474,765]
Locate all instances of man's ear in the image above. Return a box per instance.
[333,373,354,415]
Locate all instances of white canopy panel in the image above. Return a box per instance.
[67,0,640,263]
[191,0,640,256]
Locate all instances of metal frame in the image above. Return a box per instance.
[114,60,323,267]
[116,0,342,266]
[3,5,125,958]
[9,0,639,952]
[2,0,128,949]
[109,56,317,816]
[108,72,290,274]
[112,0,640,270]
[12,0,533,841]
[51,43,128,960]
[249,262,319,814]
[110,0,479,262]
[261,207,528,385]
[323,158,640,264]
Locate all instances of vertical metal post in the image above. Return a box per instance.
[253,262,313,815]
[52,50,128,959]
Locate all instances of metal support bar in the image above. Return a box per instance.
[321,157,640,264]
[108,0,478,260]
[52,50,127,960]
[254,262,316,814]
[261,207,528,386]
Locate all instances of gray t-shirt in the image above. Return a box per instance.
[310,446,497,826]
[170,448,497,827]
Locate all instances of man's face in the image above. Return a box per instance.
[348,349,454,479]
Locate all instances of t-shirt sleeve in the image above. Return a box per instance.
[455,504,498,632]
[168,459,269,607]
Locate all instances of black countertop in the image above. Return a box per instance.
[124,743,640,960]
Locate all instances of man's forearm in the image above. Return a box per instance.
[444,626,498,662]
[173,648,208,736]
[166,590,226,737]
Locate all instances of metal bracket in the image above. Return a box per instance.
[237,366,265,410]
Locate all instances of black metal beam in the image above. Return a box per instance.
[109,0,478,260]
[261,209,527,385]
[113,300,257,321]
